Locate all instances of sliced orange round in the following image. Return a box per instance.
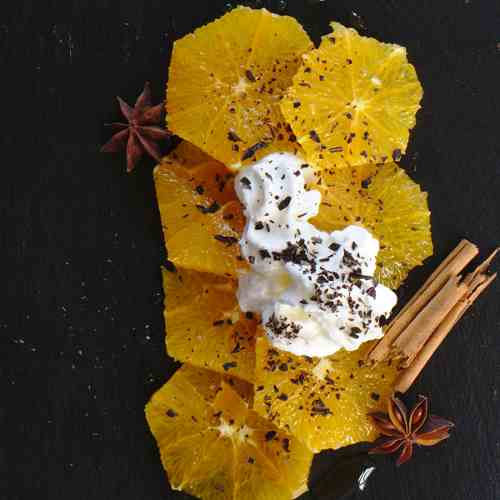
[281,22,423,170]
[254,337,402,452]
[154,145,245,278]
[310,162,432,289]
[167,6,312,169]
[146,364,313,499]
[163,266,257,383]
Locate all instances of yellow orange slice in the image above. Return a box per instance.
[163,266,257,382]
[146,364,313,499]
[167,6,313,168]
[154,144,245,277]
[311,162,432,289]
[254,337,402,452]
[281,22,423,170]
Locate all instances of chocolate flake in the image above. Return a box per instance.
[309,130,321,143]
[329,242,340,252]
[214,235,239,246]
[166,408,177,418]
[361,176,373,189]
[245,69,256,82]
[223,361,237,371]
[242,141,268,161]
[196,201,220,214]
[342,250,358,267]
[392,149,402,161]
[278,196,292,210]
[164,260,177,273]
[240,176,252,189]
[311,399,332,416]
[260,249,271,259]
[265,430,277,441]
[227,131,242,142]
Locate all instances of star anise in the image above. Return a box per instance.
[368,394,454,466]
[101,82,171,172]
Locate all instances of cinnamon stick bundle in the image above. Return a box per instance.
[367,240,498,393]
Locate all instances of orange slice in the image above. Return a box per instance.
[163,266,257,383]
[254,337,402,452]
[310,162,432,289]
[281,22,423,170]
[154,144,245,277]
[167,6,313,169]
[146,364,313,499]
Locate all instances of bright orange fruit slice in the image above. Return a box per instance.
[167,6,313,169]
[146,364,313,499]
[163,266,257,383]
[154,144,245,277]
[310,162,432,289]
[254,337,402,452]
[281,22,423,170]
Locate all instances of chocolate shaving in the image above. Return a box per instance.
[242,141,268,161]
[228,131,242,142]
[245,69,256,82]
[265,431,277,441]
[311,399,332,416]
[196,201,220,214]
[392,149,402,161]
[309,130,321,143]
[214,235,238,246]
[278,196,292,210]
[240,176,252,189]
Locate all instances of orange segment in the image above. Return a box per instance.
[163,267,257,383]
[145,365,313,500]
[167,6,312,169]
[310,162,432,289]
[254,337,402,452]
[154,144,245,277]
[281,22,423,170]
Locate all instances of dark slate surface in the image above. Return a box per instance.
[1,1,499,499]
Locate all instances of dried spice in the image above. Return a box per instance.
[101,82,170,172]
[369,395,454,466]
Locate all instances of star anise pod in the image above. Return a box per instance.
[368,395,454,466]
[101,82,171,172]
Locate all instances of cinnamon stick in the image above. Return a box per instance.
[367,239,478,362]
[394,268,498,393]
[392,275,469,366]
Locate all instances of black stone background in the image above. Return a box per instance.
[1,1,499,499]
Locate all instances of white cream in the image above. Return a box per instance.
[235,153,397,358]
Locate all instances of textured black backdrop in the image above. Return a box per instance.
[1,1,499,499]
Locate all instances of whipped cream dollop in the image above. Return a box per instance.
[235,153,397,357]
